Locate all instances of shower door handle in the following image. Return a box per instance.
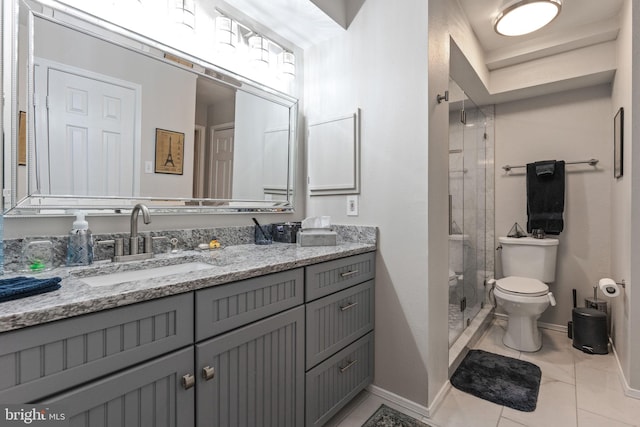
[448,194,453,235]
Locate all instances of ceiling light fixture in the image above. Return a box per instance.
[494,0,561,36]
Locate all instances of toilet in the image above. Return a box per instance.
[494,236,559,352]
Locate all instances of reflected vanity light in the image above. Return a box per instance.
[249,35,270,68]
[215,16,238,52]
[175,0,195,29]
[494,0,561,36]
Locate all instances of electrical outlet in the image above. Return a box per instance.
[347,195,359,216]
[145,161,153,174]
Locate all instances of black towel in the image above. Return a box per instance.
[0,276,62,303]
[527,160,565,235]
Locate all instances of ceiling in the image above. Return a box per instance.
[222,0,626,104]
[459,0,624,70]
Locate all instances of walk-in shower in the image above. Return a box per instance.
[448,78,495,347]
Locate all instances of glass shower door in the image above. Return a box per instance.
[448,78,487,347]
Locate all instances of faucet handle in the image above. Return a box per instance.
[143,234,153,254]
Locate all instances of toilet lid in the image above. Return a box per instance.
[496,276,548,297]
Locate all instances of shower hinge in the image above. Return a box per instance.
[460,296,467,312]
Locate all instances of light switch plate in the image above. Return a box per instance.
[145,161,153,174]
[347,195,359,216]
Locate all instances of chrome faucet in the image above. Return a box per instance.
[129,203,151,255]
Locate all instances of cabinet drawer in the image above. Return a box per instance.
[306,281,374,369]
[305,332,374,427]
[195,268,303,341]
[0,293,193,404]
[40,347,194,427]
[305,252,375,301]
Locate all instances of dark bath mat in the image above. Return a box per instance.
[450,349,541,412]
[362,404,432,427]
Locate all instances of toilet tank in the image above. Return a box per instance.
[449,234,470,274]
[499,236,559,283]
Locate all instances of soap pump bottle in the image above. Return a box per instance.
[66,211,94,266]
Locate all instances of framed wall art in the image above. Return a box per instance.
[155,128,184,175]
[614,107,623,179]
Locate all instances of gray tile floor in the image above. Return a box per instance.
[327,319,640,427]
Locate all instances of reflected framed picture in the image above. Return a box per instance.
[614,107,624,179]
[155,128,184,175]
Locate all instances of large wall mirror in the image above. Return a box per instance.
[3,0,298,214]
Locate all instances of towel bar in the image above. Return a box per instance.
[502,158,598,172]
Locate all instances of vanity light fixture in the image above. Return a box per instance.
[215,16,238,52]
[494,0,561,36]
[279,51,296,78]
[249,35,270,68]
[175,0,195,29]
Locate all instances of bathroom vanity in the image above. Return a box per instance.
[0,243,375,427]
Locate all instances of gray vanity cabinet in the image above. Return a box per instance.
[0,251,375,427]
[195,306,305,427]
[304,252,376,427]
[0,293,194,404]
[40,347,195,427]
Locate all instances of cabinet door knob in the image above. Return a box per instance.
[181,373,195,390]
[202,366,216,381]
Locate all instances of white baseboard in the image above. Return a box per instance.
[610,339,640,399]
[367,381,436,418]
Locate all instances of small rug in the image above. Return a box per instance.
[450,349,541,412]
[362,404,431,427]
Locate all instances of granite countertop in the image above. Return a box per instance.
[0,241,376,333]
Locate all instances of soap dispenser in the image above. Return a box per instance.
[66,211,94,266]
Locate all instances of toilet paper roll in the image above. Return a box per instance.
[599,278,621,298]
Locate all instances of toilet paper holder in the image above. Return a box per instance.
[594,278,626,299]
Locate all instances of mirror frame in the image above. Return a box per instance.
[3,0,298,215]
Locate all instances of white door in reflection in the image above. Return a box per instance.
[38,62,139,197]
[206,125,234,199]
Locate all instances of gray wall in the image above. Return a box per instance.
[304,0,449,409]
[494,85,613,327]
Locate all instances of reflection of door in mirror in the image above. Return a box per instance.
[35,60,140,197]
[205,125,234,199]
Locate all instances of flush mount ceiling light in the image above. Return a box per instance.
[494,0,562,36]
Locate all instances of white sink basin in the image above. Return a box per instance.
[80,262,216,287]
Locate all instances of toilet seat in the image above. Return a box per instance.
[496,276,548,297]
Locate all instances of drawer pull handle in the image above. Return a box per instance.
[181,373,195,390]
[339,359,358,373]
[202,366,216,381]
[339,301,359,311]
[340,270,359,278]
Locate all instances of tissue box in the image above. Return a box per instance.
[297,230,337,247]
